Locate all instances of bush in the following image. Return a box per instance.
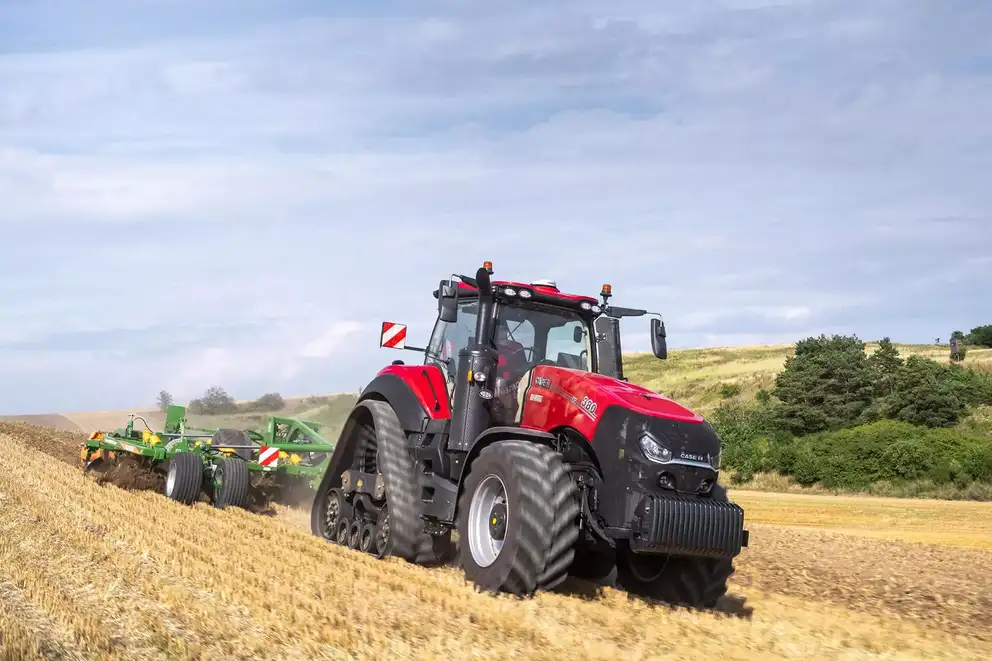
[966,324,992,348]
[718,417,992,493]
[772,334,874,435]
[718,383,741,399]
[252,392,286,412]
[187,385,237,415]
[710,399,786,483]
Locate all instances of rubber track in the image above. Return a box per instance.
[533,444,581,591]
[365,400,436,564]
[214,456,249,509]
[168,453,202,505]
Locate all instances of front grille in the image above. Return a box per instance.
[630,492,747,559]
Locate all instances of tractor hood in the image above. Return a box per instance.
[530,365,704,425]
[578,372,704,424]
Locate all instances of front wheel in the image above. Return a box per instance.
[457,440,579,596]
[614,484,736,609]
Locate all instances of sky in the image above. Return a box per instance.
[1,0,990,414]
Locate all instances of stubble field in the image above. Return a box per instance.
[1,422,990,661]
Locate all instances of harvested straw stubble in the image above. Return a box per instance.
[1,430,991,660]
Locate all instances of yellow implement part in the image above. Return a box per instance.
[290,454,302,465]
[141,429,162,445]
[88,431,104,441]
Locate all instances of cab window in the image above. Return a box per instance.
[545,319,591,370]
[426,300,479,381]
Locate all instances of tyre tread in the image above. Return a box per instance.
[213,455,250,509]
[365,400,436,564]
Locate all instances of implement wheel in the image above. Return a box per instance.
[165,452,203,505]
[212,456,250,509]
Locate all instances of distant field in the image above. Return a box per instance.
[5,342,987,434]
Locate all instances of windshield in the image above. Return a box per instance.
[495,302,593,372]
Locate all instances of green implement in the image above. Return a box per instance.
[79,404,336,510]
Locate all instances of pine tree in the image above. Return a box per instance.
[867,337,903,397]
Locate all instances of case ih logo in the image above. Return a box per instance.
[380,322,407,349]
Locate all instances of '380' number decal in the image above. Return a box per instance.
[579,396,598,416]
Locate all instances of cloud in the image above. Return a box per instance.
[0,0,990,413]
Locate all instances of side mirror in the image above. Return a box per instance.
[650,318,667,360]
[573,325,584,343]
[438,280,458,323]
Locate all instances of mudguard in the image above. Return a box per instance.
[455,426,557,494]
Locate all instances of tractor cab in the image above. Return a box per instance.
[417,263,667,425]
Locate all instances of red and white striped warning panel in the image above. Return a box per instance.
[258,445,279,467]
[380,321,407,349]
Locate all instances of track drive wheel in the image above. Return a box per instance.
[212,456,250,509]
[362,401,437,564]
[373,505,390,558]
[457,440,580,597]
[318,489,344,541]
[614,484,735,610]
[165,452,204,505]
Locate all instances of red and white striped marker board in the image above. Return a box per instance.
[258,445,279,467]
[380,322,407,349]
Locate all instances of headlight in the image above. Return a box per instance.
[709,452,721,470]
[638,434,672,463]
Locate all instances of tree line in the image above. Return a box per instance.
[712,334,992,497]
[156,387,286,415]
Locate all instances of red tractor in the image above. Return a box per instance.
[310,262,748,608]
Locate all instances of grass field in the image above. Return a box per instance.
[624,341,992,414]
[1,421,991,660]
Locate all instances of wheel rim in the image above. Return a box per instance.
[374,508,390,558]
[166,464,176,496]
[349,521,362,549]
[360,525,374,553]
[323,491,341,540]
[467,474,508,568]
[337,519,351,545]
